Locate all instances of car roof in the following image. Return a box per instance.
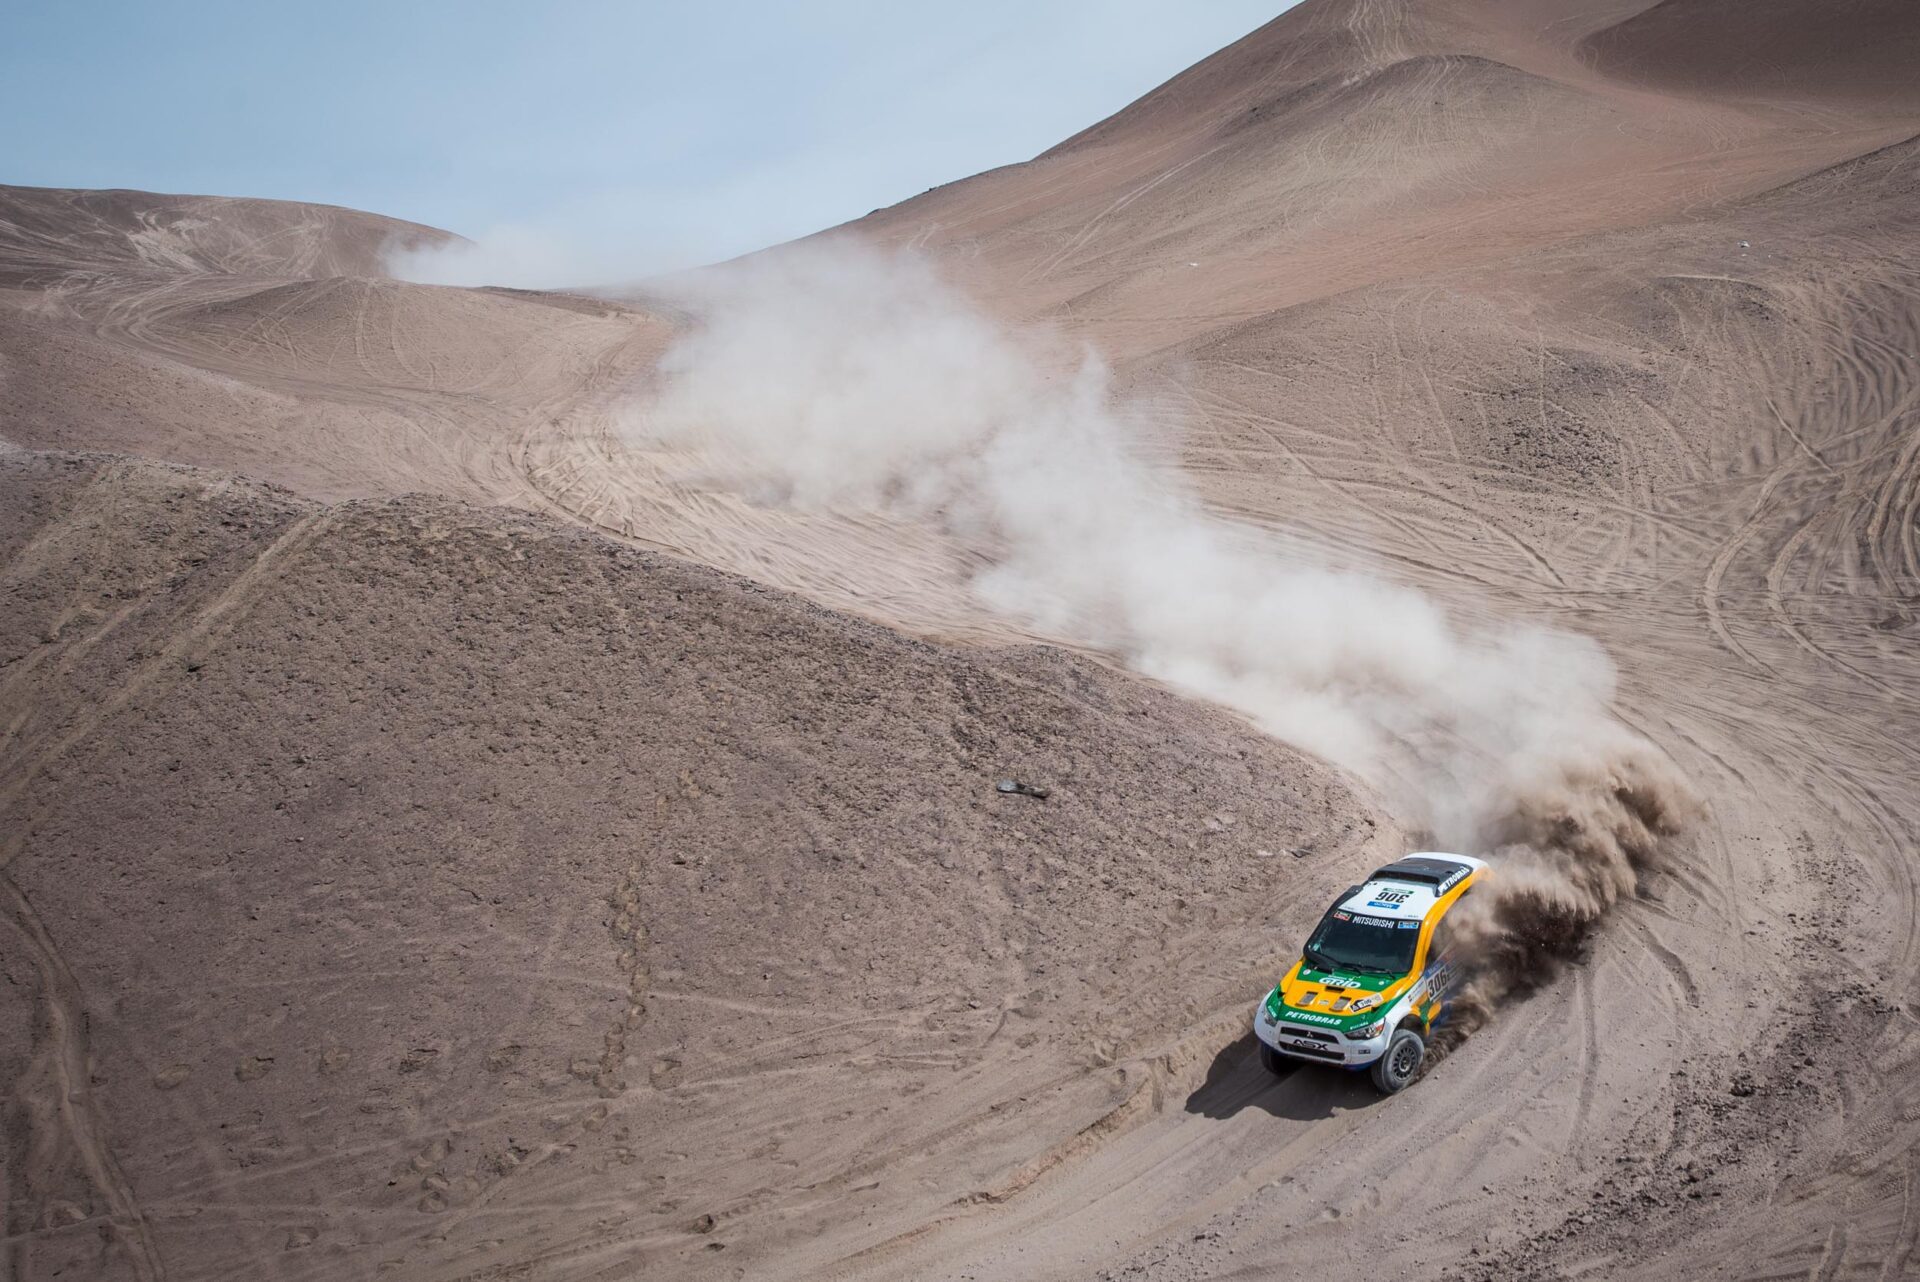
[1332,852,1483,924]
[1375,853,1484,887]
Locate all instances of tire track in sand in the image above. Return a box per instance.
[0,509,331,817]
[2,869,166,1281]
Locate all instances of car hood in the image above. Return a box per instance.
[1267,960,1414,1029]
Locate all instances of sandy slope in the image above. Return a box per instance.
[4,0,1920,1278]
[820,6,1920,1277]
[1,450,1372,1280]
[0,187,450,291]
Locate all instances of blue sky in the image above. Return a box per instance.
[3,1,1291,283]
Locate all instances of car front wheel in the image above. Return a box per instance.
[1369,1027,1425,1094]
[1258,1040,1292,1076]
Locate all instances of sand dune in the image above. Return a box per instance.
[4,0,1920,1278]
[0,186,652,506]
[1583,0,1920,108]
[0,185,449,287]
[2,449,1367,1280]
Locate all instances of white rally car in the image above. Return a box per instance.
[1252,853,1487,1093]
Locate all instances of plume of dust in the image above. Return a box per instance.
[620,238,1700,1039]
[385,225,582,289]
[384,225,682,291]
[1430,729,1695,1050]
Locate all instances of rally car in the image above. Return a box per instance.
[1251,853,1487,1094]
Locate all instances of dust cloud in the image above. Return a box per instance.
[386,226,672,291]
[619,238,1698,1018]
[385,226,564,289]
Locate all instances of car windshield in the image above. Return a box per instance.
[1303,909,1420,975]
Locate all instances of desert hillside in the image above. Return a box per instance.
[4,0,1920,1279]
[1,448,1370,1280]
[0,186,450,287]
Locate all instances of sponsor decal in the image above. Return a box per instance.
[1438,867,1469,892]
[1397,920,1421,929]
[1351,914,1395,928]
[1366,900,1401,910]
[1285,1010,1341,1026]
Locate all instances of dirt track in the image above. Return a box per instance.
[5,1,1920,1278]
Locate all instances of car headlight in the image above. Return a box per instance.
[1348,1019,1386,1040]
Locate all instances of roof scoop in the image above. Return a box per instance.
[1369,855,1474,887]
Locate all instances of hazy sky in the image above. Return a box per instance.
[4,1,1291,283]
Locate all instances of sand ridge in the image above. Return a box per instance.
[1,449,1373,1279]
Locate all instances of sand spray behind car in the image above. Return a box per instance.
[1433,734,1697,1048]
[618,238,1702,1037]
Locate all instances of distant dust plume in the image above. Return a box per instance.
[618,239,1699,1022]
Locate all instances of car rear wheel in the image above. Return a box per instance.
[1369,1027,1425,1094]
[1258,1041,1292,1076]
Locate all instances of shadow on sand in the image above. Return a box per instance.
[1183,1032,1384,1122]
